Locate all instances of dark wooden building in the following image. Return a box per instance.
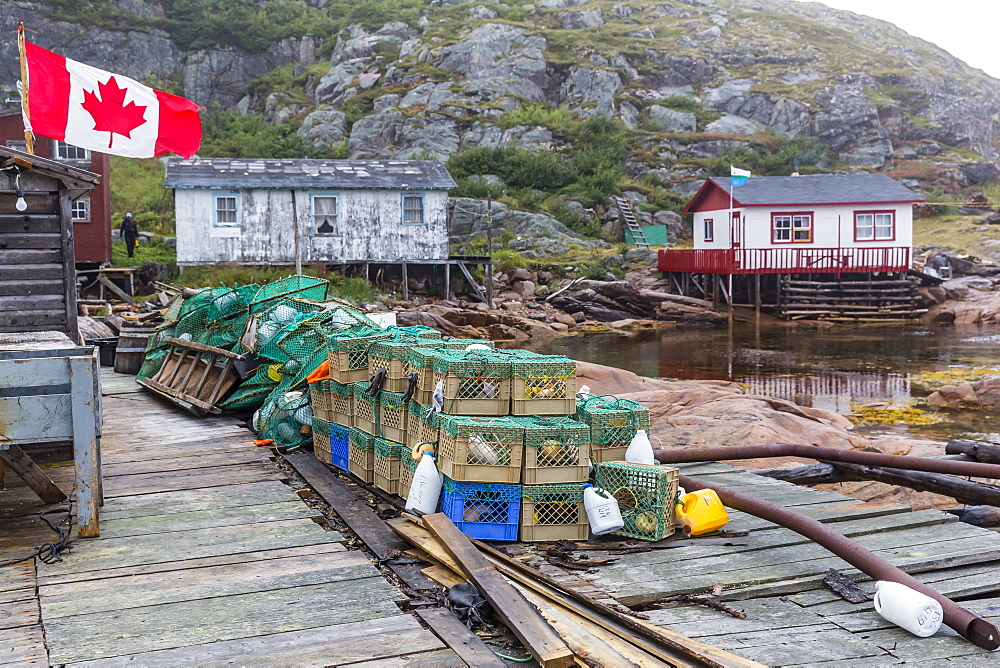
[0,145,101,338]
[0,107,112,265]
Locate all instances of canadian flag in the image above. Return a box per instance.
[24,42,202,159]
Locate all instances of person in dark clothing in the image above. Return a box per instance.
[120,212,138,259]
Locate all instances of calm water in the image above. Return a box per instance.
[513,324,1000,442]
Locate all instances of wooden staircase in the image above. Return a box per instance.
[614,196,650,248]
[778,277,926,321]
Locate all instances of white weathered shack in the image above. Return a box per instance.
[165,158,456,267]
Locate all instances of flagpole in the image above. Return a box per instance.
[17,22,34,155]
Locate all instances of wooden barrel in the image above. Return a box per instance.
[114,322,158,375]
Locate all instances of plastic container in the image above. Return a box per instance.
[311,417,331,464]
[330,423,350,470]
[593,461,679,541]
[374,438,402,495]
[583,484,624,535]
[405,453,444,515]
[518,416,590,484]
[624,429,656,465]
[521,483,588,542]
[873,581,943,637]
[675,489,728,536]
[441,477,521,541]
[437,415,524,483]
[509,350,577,416]
[348,427,375,484]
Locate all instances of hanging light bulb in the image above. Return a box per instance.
[13,167,26,212]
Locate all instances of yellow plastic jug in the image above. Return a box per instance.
[675,489,729,536]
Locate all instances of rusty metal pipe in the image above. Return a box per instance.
[655,443,1000,479]
[680,474,1000,650]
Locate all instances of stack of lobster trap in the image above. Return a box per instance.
[310,326,680,543]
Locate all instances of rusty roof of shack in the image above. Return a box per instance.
[164,158,456,191]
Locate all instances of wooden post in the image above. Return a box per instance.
[754,273,761,328]
[70,354,101,537]
[292,191,302,276]
[402,262,408,300]
[444,261,451,301]
[17,22,34,154]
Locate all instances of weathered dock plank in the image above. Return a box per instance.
[65,615,448,667]
[90,500,318,538]
[44,578,406,664]
[97,480,301,519]
[37,518,343,576]
[39,551,382,619]
[0,624,48,667]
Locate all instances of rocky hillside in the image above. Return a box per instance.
[7,0,1000,243]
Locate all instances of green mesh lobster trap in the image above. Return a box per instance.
[520,483,588,542]
[437,414,523,483]
[430,350,513,416]
[576,394,651,464]
[593,461,679,541]
[515,416,590,484]
[508,350,577,416]
[248,275,328,315]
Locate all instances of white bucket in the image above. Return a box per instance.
[873,581,943,637]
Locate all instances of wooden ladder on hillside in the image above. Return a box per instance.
[614,196,651,248]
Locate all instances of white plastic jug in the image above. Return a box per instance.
[405,453,444,515]
[873,581,943,638]
[624,429,656,465]
[583,484,624,535]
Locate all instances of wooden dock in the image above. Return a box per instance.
[1,368,462,666]
[7,369,1000,665]
[578,461,1000,665]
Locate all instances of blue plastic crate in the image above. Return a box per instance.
[440,477,521,541]
[330,423,350,470]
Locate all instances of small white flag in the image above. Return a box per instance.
[731,166,752,178]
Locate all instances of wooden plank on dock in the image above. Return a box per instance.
[97,481,301,519]
[44,579,406,664]
[65,615,448,668]
[37,519,343,576]
[39,551,382,619]
[0,624,48,666]
[285,452,435,592]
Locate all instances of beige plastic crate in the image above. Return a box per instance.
[374,439,401,495]
[519,417,590,485]
[329,380,353,428]
[348,445,375,484]
[309,381,334,422]
[352,383,377,435]
[398,452,421,500]
[433,372,511,416]
[438,416,523,484]
[327,329,393,384]
[377,391,408,443]
[406,402,440,450]
[589,445,627,464]
[511,375,577,416]
[313,434,331,464]
[368,354,410,393]
[520,483,589,542]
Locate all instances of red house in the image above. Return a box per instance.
[658,174,928,320]
[0,106,112,265]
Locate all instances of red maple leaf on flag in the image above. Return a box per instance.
[81,76,147,148]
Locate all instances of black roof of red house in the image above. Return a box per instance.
[684,173,925,213]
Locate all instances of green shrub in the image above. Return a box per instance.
[492,249,531,272]
[497,104,576,136]
[705,135,828,177]
[447,147,574,191]
[659,95,699,112]
[199,108,308,159]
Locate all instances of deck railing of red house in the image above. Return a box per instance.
[657,246,911,275]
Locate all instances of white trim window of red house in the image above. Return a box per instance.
[704,217,714,241]
[855,210,895,241]
[772,212,812,243]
